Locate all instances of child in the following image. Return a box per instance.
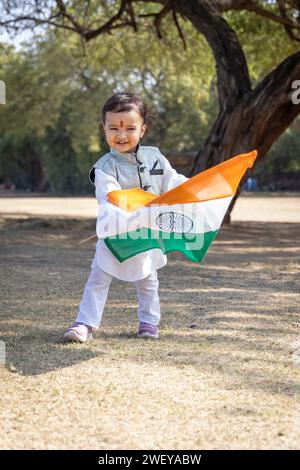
[64,92,188,343]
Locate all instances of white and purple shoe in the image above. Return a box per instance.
[137,322,159,339]
[64,322,93,343]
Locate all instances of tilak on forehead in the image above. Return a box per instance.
[120,120,124,127]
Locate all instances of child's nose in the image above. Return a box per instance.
[117,130,127,138]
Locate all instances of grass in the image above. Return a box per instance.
[0,215,299,449]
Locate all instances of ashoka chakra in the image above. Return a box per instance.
[156,211,193,233]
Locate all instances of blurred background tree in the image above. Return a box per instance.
[0,0,299,196]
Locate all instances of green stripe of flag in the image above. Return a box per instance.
[104,228,219,263]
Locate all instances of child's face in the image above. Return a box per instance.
[102,109,147,153]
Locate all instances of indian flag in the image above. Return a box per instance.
[97,150,257,263]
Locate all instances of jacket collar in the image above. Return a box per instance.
[109,143,143,164]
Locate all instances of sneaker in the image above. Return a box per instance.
[64,322,93,343]
[137,321,159,339]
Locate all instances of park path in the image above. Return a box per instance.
[0,193,300,222]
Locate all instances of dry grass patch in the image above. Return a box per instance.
[0,216,299,449]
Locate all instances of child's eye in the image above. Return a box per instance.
[109,127,136,130]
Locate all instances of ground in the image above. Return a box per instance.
[0,193,299,450]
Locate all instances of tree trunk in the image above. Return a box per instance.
[191,51,300,175]
[190,51,300,222]
[32,158,48,192]
[171,0,300,222]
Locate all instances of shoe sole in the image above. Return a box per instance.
[137,332,159,339]
[64,331,93,343]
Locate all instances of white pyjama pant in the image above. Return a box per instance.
[75,256,160,328]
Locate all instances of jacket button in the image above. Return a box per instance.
[143,185,150,191]
[139,167,145,172]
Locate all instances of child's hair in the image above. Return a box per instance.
[99,92,155,133]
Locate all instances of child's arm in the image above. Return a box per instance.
[94,169,122,205]
[160,154,189,193]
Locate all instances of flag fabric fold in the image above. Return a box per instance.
[97,150,258,263]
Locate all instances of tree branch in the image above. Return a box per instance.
[84,0,131,41]
[153,3,172,40]
[278,0,300,42]
[126,0,138,32]
[172,10,187,50]
[243,1,300,31]
[0,15,79,33]
[217,0,300,33]
[55,0,85,34]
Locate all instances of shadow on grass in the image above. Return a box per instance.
[0,218,299,397]
[0,326,101,375]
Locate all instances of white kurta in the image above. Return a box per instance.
[94,158,188,282]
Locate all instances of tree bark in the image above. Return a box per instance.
[171,0,300,222]
[32,158,48,192]
[191,51,300,174]
[172,0,252,110]
[190,50,300,223]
